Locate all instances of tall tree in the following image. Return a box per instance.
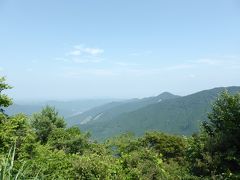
[203,91,240,173]
[31,106,66,144]
[0,77,36,154]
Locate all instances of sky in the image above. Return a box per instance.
[0,0,240,100]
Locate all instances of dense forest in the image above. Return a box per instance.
[0,76,240,179]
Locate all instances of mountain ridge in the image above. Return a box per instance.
[67,92,180,126]
[76,86,240,140]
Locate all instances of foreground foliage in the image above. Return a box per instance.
[1,77,240,179]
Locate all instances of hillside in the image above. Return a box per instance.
[77,86,240,140]
[67,92,179,126]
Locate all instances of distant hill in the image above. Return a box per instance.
[76,87,240,140]
[67,92,180,126]
[6,104,43,116]
[5,99,116,118]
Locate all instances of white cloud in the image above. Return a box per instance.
[0,67,3,71]
[83,48,104,56]
[53,44,105,65]
[60,44,104,64]
[70,45,104,56]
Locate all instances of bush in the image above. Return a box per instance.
[139,131,187,161]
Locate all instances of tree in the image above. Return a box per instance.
[48,126,90,154]
[202,91,240,174]
[31,106,66,144]
[0,77,12,117]
[0,77,36,158]
[140,131,187,161]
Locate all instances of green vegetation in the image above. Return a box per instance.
[1,77,240,179]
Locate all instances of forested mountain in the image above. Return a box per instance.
[77,86,240,140]
[67,92,179,126]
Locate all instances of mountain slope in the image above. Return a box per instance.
[67,92,180,126]
[78,86,240,140]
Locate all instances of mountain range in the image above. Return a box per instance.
[68,86,240,140]
[6,86,240,140]
[67,92,179,126]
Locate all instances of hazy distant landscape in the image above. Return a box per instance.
[6,99,117,118]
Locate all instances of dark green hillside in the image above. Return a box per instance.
[67,92,179,126]
[79,86,240,140]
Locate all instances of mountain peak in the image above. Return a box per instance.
[156,92,180,100]
[159,92,174,96]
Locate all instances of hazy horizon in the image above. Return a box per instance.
[1,0,240,100]
[8,86,240,103]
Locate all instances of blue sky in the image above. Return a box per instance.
[0,0,240,100]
